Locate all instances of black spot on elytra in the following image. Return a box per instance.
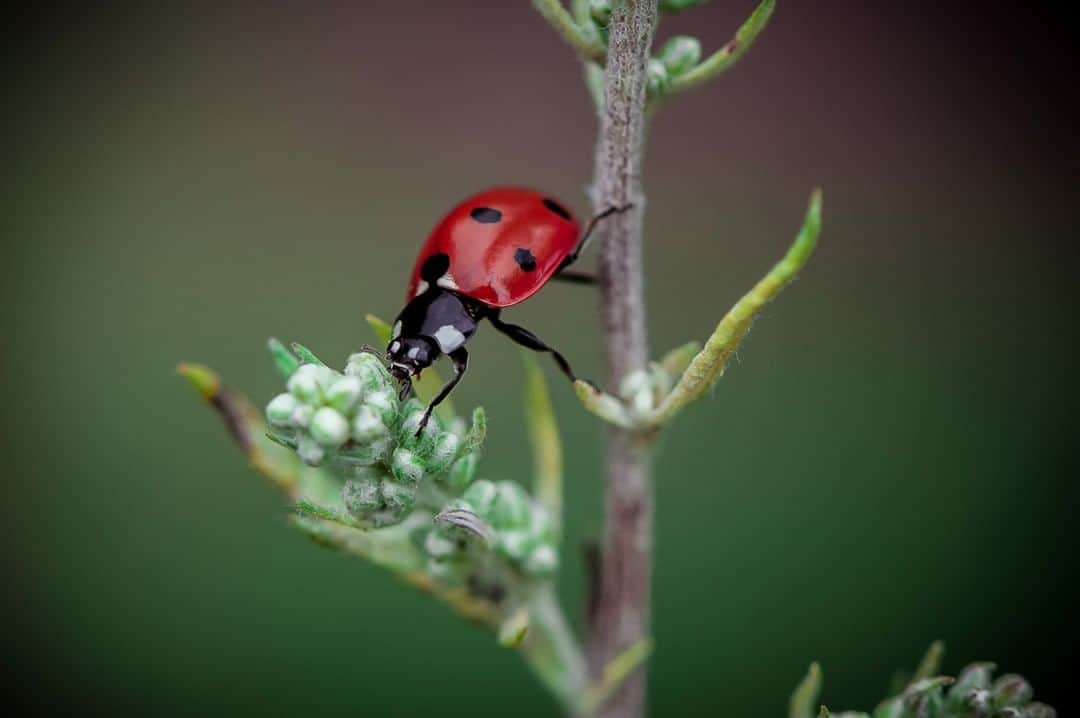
[470,206,502,224]
[514,247,537,272]
[420,252,450,282]
[542,197,571,221]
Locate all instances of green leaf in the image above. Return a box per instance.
[267,338,301,379]
[790,662,823,718]
[498,607,530,648]
[650,189,822,425]
[659,340,701,381]
[461,406,487,455]
[522,352,563,536]
[574,380,634,428]
[365,313,393,345]
[663,0,775,97]
[290,342,326,367]
[913,640,945,682]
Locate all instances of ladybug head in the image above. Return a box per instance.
[387,336,438,396]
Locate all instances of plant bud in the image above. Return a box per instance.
[398,406,440,454]
[1022,703,1057,718]
[351,405,388,443]
[490,481,531,530]
[497,529,537,562]
[647,58,670,96]
[619,369,655,416]
[337,437,391,466]
[525,544,559,575]
[364,390,398,425]
[424,529,458,558]
[589,0,612,26]
[345,352,393,393]
[343,478,381,516]
[265,393,298,427]
[286,364,323,403]
[391,447,425,485]
[310,407,349,447]
[289,403,314,428]
[659,35,702,76]
[325,375,364,413]
[949,664,996,710]
[296,435,326,466]
[447,452,479,490]
[380,480,415,515]
[426,431,461,475]
[463,479,498,517]
[992,675,1033,708]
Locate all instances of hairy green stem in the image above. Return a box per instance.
[520,588,592,716]
[586,2,659,717]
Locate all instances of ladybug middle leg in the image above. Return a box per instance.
[417,347,469,434]
[487,311,584,386]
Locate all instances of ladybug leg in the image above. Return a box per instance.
[417,347,469,435]
[487,313,583,386]
[562,203,634,268]
[552,269,598,285]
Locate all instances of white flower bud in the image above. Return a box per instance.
[447,452,479,490]
[343,478,381,516]
[491,481,531,530]
[345,352,394,393]
[497,529,536,562]
[309,407,349,447]
[325,375,363,414]
[426,432,461,475]
[289,403,314,429]
[380,479,415,515]
[525,544,559,575]
[463,479,498,518]
[286,364,323,403]
[265,393,298,427]
[424,530,458,559]
[296,435,325,466]
[390,447,424,485]
[351,405,388,443]
[364,390,397,425]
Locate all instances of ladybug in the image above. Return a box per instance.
[386,186,627,430]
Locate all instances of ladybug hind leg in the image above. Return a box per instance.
[487,312,586,387]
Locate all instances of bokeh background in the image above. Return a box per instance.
[5,1,1076,715]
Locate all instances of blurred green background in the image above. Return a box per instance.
[5,1,1076,715]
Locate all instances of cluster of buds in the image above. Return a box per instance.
[265,351,478,527]
[420,479,559,583]
[264,343,560,578]
[870,663,1053,718]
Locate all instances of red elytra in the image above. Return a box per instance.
[405,186,581,307]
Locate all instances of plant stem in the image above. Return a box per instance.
[586,2,659,717]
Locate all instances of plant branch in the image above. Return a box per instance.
[648,188,822,425]
[663,0,775,98]
[533,0,608,66]
[586,2,659,717]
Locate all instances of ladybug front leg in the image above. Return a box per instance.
[487,312,586,387]
[417,347,468,435]
[560,203,634,269]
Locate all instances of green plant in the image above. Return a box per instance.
[182,2,1052,717]
[788,643,1056,718]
